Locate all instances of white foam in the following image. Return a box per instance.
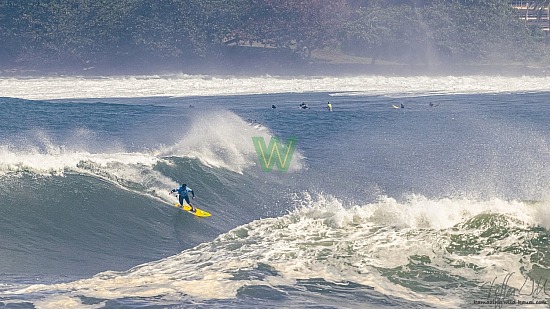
[363,194,538,230]
[1,75,549,100]
[0,142,181,205]
[0,146,156,175]
[32,295,105,309]
[15,193,546,307]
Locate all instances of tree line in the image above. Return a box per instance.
[0,0,548,70]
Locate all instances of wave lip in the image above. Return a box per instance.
[158,110,304,174]
[0,146,159,175]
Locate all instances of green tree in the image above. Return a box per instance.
[234,0,347,58]
[342,0,535,65]
[342,3,397,64]
[0,0,546,70]
[451,0,533,62]
[128,0,246,58]
[342,1,446,65]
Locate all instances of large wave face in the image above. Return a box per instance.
[0,98,304,284]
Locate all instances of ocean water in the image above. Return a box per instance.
[0,75,549,308]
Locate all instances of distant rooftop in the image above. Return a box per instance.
[510,1,549,31]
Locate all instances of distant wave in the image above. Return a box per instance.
[1,75,550,100]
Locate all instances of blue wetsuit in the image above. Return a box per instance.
[171,185,195,207]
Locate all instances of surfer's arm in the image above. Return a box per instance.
[188,188,195,198]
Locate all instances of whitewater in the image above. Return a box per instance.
[1,74,550,100]
[0,75,549,308]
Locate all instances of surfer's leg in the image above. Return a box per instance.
[184,196,195,212]
[178,195,184,208]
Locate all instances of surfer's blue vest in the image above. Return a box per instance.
[177,186,192,197]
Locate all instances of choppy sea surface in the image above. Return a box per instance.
[0,75,550,308]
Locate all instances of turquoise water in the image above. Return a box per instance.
[0,89,549,308]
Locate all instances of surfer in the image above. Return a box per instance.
[170,183,196,212]
[271,104,276,109]
[327,102,332,111]
[299,102,309,109]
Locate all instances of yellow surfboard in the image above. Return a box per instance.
[174,203,212,217]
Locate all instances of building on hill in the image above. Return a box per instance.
[510,1,550,32]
